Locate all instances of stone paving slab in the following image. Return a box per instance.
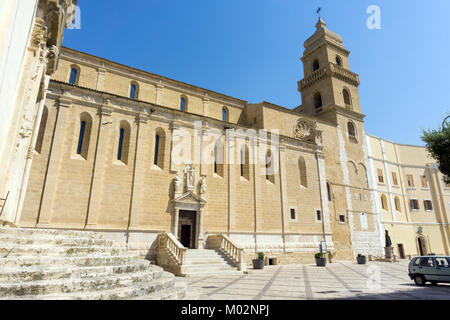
[186,260,450,300]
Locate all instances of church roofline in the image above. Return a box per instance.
[60,47,248,105]
[48,79,325,151]
[366,134,427,149]
[250,101,337,126]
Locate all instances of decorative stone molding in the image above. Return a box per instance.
[293,118,317,144]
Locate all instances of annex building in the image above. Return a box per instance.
[1,9,449,270]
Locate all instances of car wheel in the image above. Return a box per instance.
[414,275,426,286]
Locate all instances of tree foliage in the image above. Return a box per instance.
[422,124,450,183]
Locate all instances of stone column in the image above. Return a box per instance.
[36,97,72,227]
[316,153,332,237]
[197,206,205,249]
[85,104,113,228]
[251,139,261,252]
[170,121,182,173]
[427,165,450,255]
[128,113,150,230]
[156,82,164,105]
[14,74,51,226]
[95,68,106,91]
[202,94,209,117]
[226,133,235,233]
[278,142,288,252]
[172,208,180,236]
[200,123,211,177]
[380,140,397,221]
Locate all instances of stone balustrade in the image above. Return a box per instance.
[206,234,246,271]
[298,63,360,92]
[156,233,187,275]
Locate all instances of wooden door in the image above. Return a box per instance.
[178,210,197,249]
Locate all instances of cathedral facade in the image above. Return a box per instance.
[17,18,385,263]
[14,18,449,264]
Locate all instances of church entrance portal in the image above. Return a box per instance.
[178,210,197,249]
[418,236,428,256]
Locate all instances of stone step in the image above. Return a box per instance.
[184,269,243,277]
[0,253,140,268]
[183,264,240,274]
[0,266,166,297]
[185,250,223,256]
[0,235,118,248]
[184,259,234,267]
[0,245,128,258]
[0,260,155,282]
[0,272,175,300]
[0,227,103,239]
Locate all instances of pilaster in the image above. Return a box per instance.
[36,97,72,226]
[85,104,113,228]
[227,134,235,232]
[128,113,150,230]
[278,142,288,251]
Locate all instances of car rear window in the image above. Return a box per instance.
[419,258,434,267]
[435,257,449,267]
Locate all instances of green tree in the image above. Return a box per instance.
[422,119,450,183]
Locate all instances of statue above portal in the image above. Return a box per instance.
[200,175,207,197]
[174,173,182,196]
[185,164,195,191]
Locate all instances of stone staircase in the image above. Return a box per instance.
[0,227,198,300]
[182,249,243,277]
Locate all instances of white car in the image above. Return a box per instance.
[408,256,450,286]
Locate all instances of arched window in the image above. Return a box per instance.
[130,83,138,99]
[314,92,323,112]
[313,59,320,71]
[343,89,351,106]
[35,106,48,153]
[154,128,166,168]
[69,67,79,85]
[358,163,368,187]
[336,55,342,67]
[348,122,357,142]
[117,128,125,161]
[77,121,86,155]
[240,145,249,180]
[381,194,388,211]
[327,183,332,201]
[180,97,186,112]
[299,157,307,188]
[76,112,93,159]
[394,197,401,212]
[240,147,244,177]
[265,150,274,183]
[214,140,224,177]
[154,134,160,165]
[117,121,130,164]
[222,107,228,122]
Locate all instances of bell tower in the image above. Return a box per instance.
[297,18,362,118]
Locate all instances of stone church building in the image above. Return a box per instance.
[16,18,387,264]
[2,7,448,271]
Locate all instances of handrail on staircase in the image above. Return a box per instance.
[157,232,187,265]
[206,234,246,271]
[0,191,10,218]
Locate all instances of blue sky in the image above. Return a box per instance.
[64,0,450,146]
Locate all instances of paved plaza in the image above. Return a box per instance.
[186,261,450,300]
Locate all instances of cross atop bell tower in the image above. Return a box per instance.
[297,18,362,118]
